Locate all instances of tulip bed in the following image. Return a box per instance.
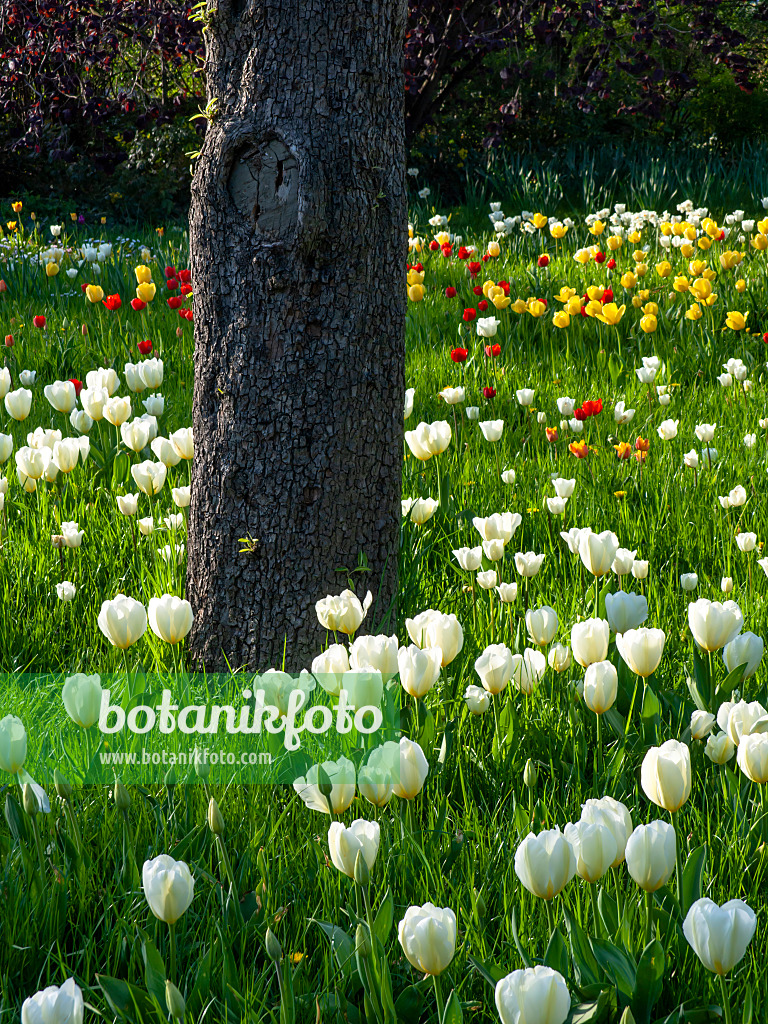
[1,194,768,1024]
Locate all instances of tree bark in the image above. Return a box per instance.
[187,0,407,671]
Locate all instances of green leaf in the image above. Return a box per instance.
[438,469,451,512]
[717,662,748,697]
[394,984,426,1023]
[630,940,664,1024]
[640,684,661,722]
[185,948,212,1020]
[742,984,753,1024]
[373,888,394,943]
[598,887,619,937]
[467,954,507,990]
[280,953,296,1024]
[312,919,356,985]
[511,907,532,969]
[140,934,167,1009]
[97,974,158,1023]
[681,845,706,916]
[590,938,636,1000]
[543,926,568,977]
[608,351,624,385]
[568,989,616,1023]
[442,989,463,1024]
[563,907,601,988]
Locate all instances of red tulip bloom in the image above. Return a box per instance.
[546,427,558,443]
[412,263,424,273]
[463,308,476,322]
[181,309,194,321]
[103,293,121,311]
[602,289,614,303]
[164,265,177,278]
[607,258,617,269]
[485,344,501,358]
[166,278,179,291]
[481,253,491,262]
[451,347,468,363]
[131,298,147,311]
[467,261,481,277]
[445,286,457,298]
[178,269,192,284]
[68,378,83,397]
[763,332,768,344]
[473,285,484,296]
[580,306,587,317]
[441,245,452,257]
[33,315,46,329]
[478,299,489,311]
[429,240,440,251]
[537,254,549,268]
[594,251,606,264]
[483,386,496,399]
[4,334,13,347]
[180,284,193,296]
[80,283,88,293]
[138,339,153,355]
[497,280,511,295]
[573,407,587,421]
[0,280,6,293]
[167,296,183,310]
[582,399,603,417]
[457,246,470,260]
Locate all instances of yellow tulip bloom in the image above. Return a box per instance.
[135,265,153,284]
[751,234,768,251]
[640,314,657,333]
[406,269,424,286]
[482,279,496,298]
[552,311,570,328]
[511,299,528,314]
[11,201,22,213]
[555,286,576,303]
[736,279,746,294]
[565,297,583,315]
[527,300,547,318]
[688,260,707,276]
[757,217,768,235]
[487,240,500,257]
[550,222,568,239]
[627,230,642,243]
[86,284,104,303]
[705,220,721,238]
[656,261,672,278]
[584,300,603,318]
[136,282,156,303]
[686,303,703,321]
[680,243,695,258]
[660,222,673,236]
[684,225,697,242]
[697,236,712,251]
[636,263,648,277]
[45,262,60,278]
[435,231,450,246]
[607,235,623,251]
[532,213,547,229]
[643,302,659,316]
[589,220,605,236]
[573,248,591,265]
[719,251,742,270]
[595,302,626,326]
[673,276,689,293]
[703,293,718,306]
[408,283,424,302]
[492,294,511,310]
[586,286,603,301]
[725,310,748,331]
[690,278,712,300]
[620,272,637,289]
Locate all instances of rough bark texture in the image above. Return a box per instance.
[187,0,407,671]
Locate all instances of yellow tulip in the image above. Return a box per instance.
[482,279,496,298]
[636,263,648,277]
[757,217,768,235]
[407,269,424,286]
[725,310,748,331]
[586,286,603,301]
[70,212,77,222]
[631,296,643,309]
[512,299,528,314]
[660,222,673,236]
[408,283,424,302]
[553,311,570,328]
[574,248,591,265]
[640,314,657,333]
[555,286,576,303]
[656,261,672,278]
[688,260,707,276]
[532,213,547,229]
[527,300,547,318]
[11,201,22,213]
[627,230,642,244]
[680,243,695,258]
[701,268,717,280]
[492,294,511,310]
[590,220,605,236]
[719,251,741,270]
[435,231,450,246]
[487,240,500,257]
[703,293,718,307]
[705,220,721,238]
[136,282,156,303]
[673,276,689,293]
[684,225,697,242]
[595,302,626,326]
[408,224,414,239]
[565,297,583,315]
[550,222,567,239]
[686,303,703,321]
[620,272,636,289]
[607,235,623,251]
[736,279,746,294]
[45,262,60,278]
[488,285,504,300]
[584,300,603,318]
[631,250,645,263]
[135,265,153,284]
[86,284,104,303]
[643,302,659,316]
[697,236,712,251]
[751,234,768,251]
[690,278,712,300]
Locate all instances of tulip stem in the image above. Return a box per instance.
[168,922,176,985]
[595,713,603,792]
[719,975,733,1024]
[545,899,554,937]
[611,868,623,938]
[30,815,47,883]
[671,810,684,908]
[432,974,445,1024]
[590,883,602,937]
[644,890,653,948]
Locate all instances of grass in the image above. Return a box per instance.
[0,170,768,1023]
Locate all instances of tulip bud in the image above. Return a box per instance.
[81,324,88,335]
[353,849,370,887]
[355,922,372,957]
[473,887,487,919]
[165,766,177,789]
[166,980,186,1021]
[54,769,73,802]
[4,335,12,347]
[207,797,225,835]
[523,758,537,789]
[114,780,131,811]
[23,783,38,816]
[265,928,283,963]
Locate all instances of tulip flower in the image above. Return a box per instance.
[525,606,558,646]
[570,618,609,668]
[405,611,463,665]
[688,599,743,652]
[453,546,482,571]
[736,733,768,784]
[316,589,372,635]
[44,380,77,414]
[579,529,619,577]
[547,643,571,673]
[464,684,491,714]
[514,551,545,577]
[725,701,768,746]
[510,648,546,694]
[5,387,32,421]
[725,310,747,330]
[680,573,698,591]
[705,732,735,764]
[479,419,504,442]
[97,594,148,649]
[564,820,617,882]
[583,661,618,715]
[0,714,26,774]
[328,819,380,878]
[683,898,756,978]
[722,632,764,681]
[62,673,103,728]
[293,756,356,813]
[580,796,632,865]
[392,737,429,799]
[397,644,441,698]
[690,710,715,740]
[595,302,625,325]
[514,827,576,900]
[657,418,679,440]
[604,592,648,634]
[625,820,676,892]
[475,643,514,694]
[398,903,456,975]
[403,388,415,419]
[641,739,691,813]
[143,855,194,924]
[495,966,571,1024]
[131,459,167,496]
[476,316,501,337]
[56,581,76,602]
[473,512,522,544]
[496,582,518,603]
[148,595,194,644]
[405,420,451,461]
[21,979,84,1024]
[616,627,666,678]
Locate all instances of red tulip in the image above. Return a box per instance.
[138,339,153,355]
[484,344,501,358]
[607,258,616,269]
[763,333,768,344]
[429,240,440,251]
[164,265,177,278]
[167,296,183,310]
[594,251,605,264]
[0,280,7,293]
[457,246,469,260]
[4,334,13,347]
[131,298,147,311]
[33,315,46,329]
[467,261,481,277]
[472,286,484,296]
[445,286,457,298]
[537,254,549,267]
[180,284,193,296]
[69,378,83,397]
[463,308,476,322]
[478,300,489,311]
[166,279,179,291]
[573,407,587,421]
[601,289,613,303]
[546,427,558,443]
[483,386,496,398]
[451,347,468,362]
[102,293,121,311]
[178,269,191,284]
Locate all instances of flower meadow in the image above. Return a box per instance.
[1,194,768,1024]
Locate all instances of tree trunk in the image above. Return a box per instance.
[186,0,407,672]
